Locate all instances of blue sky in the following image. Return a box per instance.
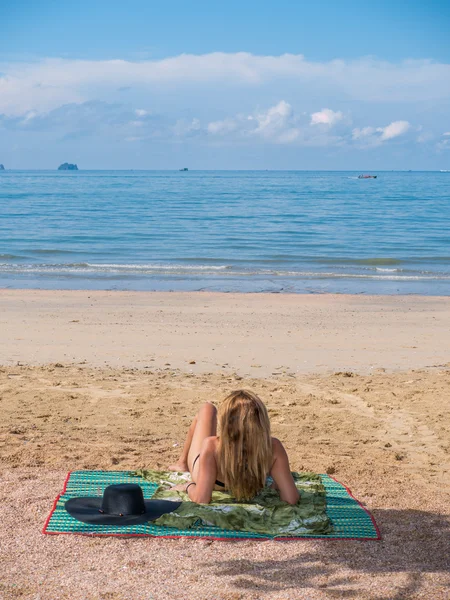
[1,1,450,169]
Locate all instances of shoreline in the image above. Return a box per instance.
[2,280,450,296]
[1,288,449,375]
[4,286,450,295]
[2,286,450,296]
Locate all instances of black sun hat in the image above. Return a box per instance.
[65,483,181,526]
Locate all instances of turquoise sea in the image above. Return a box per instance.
[0,170,449,294]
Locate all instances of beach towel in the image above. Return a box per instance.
[43,470,380,540]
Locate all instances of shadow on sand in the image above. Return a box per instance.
[206,509,450,599]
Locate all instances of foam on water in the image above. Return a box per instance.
[376,267,399,272]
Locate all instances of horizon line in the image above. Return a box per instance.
[0,168,447,173]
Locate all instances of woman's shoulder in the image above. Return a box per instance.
[271,437,286,455]
[201,435,219,453]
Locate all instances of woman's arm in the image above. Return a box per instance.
[270,438,300,505]
[185,437,218,504]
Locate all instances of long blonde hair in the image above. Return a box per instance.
[217,390,272,501]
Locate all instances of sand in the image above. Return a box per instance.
[1,290,449,599]
[1,289,450,375]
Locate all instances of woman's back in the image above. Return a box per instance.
[169,390,300,505]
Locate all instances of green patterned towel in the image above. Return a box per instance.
[132,470,332,537]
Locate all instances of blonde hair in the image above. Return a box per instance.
[217,390,272,501]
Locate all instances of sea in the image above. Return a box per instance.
[1,170,449,295]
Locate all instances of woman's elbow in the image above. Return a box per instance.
[191,491,212,504]
[286,496,299,506]
[281,490,300,505]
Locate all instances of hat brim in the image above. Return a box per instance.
[65,497,182,526]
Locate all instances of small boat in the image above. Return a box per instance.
[358,174,377,179]
[179,167,189,172]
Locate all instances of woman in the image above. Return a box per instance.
[168,390,299,505]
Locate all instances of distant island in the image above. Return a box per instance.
[58,163,78,171]
[0,164,5,170]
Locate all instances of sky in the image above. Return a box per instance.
[1,0,450,169]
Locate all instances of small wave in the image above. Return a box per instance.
[0,253,25,259]
[0,262,232,275]
[263,271,450,281]
[85,263,230,271]
[376,268,398,272]
[313,256,450,266]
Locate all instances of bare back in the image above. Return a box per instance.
[192,436,299,504]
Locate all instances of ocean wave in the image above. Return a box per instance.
[85,263,230,271]
[269,271,450,281]
[313,256,450,266]
[0,262,449,281]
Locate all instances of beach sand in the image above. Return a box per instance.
[1,290,449,599]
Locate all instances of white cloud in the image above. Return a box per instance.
[0,96,422,152]
[310,108,343,126]
[377,120,410,141]
[352,126,376,140]
[204,101,356,147]
[437,137,450,151]
[1,53,450,116]
[0,100,173,146]
[352,120,411,146]
[207,118,238,135]
[205,101,302,144]
[21,111,38,124]
[253,100,296,138]
[443,131,450,136]
[277,128,301,143]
